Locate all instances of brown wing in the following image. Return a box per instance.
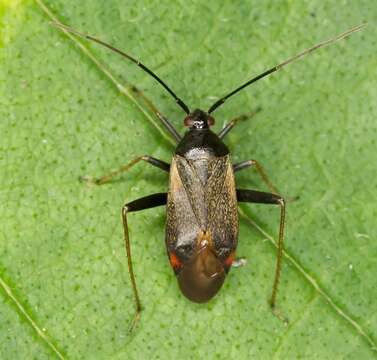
[166,154,238,263]
[166,156,201,260]
[205,155,238,259]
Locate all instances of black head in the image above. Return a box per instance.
[184,109,215,130]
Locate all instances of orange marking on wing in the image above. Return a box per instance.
[169,252,182,270]
[224,251,236,268]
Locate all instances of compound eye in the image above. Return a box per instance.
[184,116,194,127]
[207,116,215,127]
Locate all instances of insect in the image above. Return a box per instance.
[53,22,364,329]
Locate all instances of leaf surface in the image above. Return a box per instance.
[1,1,376,359]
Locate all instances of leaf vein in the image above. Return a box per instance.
[0,274,66,360]
[35,0,175,148]
[272,293,319,359]
[239,207,377,353]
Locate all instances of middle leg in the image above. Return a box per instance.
[233,159,280,194]
[81,155,170,185]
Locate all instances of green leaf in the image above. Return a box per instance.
[1,1,376,359]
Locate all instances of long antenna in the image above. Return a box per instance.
[52,22,190,114]
[208,24,366,114]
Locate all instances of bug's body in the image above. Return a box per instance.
[166,110,238,302]
[53,21,364,329]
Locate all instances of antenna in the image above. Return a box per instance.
[52,22,190,114]
[208,24,366,114]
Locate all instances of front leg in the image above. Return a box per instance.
[218,108,261,139]
[237,189,286,322]
[122,192,167,332]
[130,85,182,142]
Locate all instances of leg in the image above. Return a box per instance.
[232,257,247,268]
[234,159,279,194]
[122,192,167,331]
[130,86,182,142]
[237,189,287,322]
[52,22,187,140]
[218,107,261,139]
[81,155,170,185]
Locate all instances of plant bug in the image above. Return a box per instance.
[53,22,365,329]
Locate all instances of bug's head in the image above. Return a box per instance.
[184,109,215,130]
[171,230,226,303]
